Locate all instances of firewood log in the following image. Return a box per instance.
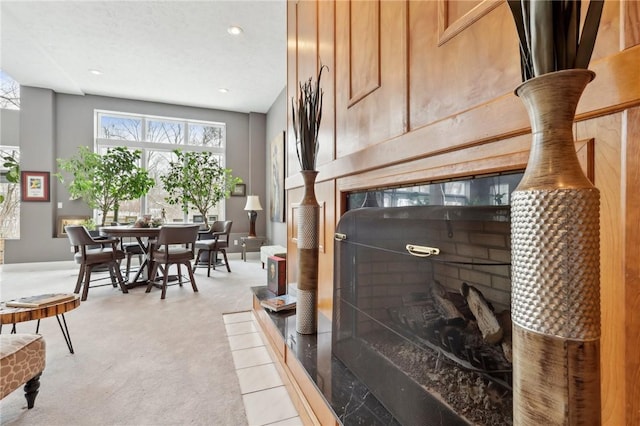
[460,282,503,344]
[498,310,513,363]
[430,280,465,321]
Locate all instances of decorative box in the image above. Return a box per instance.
[267,255,286,295]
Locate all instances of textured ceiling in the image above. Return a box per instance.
[0,0,286,113]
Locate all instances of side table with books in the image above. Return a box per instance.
[0,293,80,354]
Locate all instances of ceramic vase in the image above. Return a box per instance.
[296,170,320,334]
[511,69,601,424]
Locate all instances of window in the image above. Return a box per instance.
[95,111,227,223]
[0,146,20,239]
[0,70,20,110]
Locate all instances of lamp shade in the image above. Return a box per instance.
[244,195,263,211]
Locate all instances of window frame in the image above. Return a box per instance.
[95,110,227,222]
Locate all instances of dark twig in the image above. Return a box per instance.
[507,0,604,82]
[291,65,328,171]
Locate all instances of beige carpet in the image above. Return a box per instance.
[0,254,267,426]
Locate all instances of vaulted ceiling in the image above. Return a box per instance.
[0,1,286,113]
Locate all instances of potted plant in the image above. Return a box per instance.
[507,1,604,423]
[56,146,155,226]
[160,149,241,229]
[0,152,19,205]
[290,64,327,335]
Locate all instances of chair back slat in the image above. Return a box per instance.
[221,221,232,240]
[156,225,200,246]
[65,225,96,246]
[210,221,225,233]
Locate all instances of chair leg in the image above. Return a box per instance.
[24,373,41,409]
[146,262,159,293]
[207,250,213,277]
[160,263,169,299]
[186,261,198,293]
[109,265,118,287]
[177,264,183,286]
[221,249,231,272]
[81,266,93,301]
[112,262,128,294]
[74,264,85,294]
[125,254,133,279]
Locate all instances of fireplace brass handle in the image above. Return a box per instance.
[334,233,347,241]
[406,244,440,257]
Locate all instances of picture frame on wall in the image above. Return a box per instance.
[21,171,50,202]
[57,215,90,238]
[231,183,246,197]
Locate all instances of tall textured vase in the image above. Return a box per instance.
[296,170,319,334]
[511,69,601,424]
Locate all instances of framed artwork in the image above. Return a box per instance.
[270,131,285,222]
[21,171,50,202]
[57,215,90,238]
[208,215,218,223]
[192,215,204,223]
[231,183,246,197]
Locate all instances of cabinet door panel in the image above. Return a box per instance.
[336,0,408,158]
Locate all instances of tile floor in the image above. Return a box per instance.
[223,311,304,426]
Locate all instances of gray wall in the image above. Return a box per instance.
[1,109,20,145]
[5,87,268,263]
[265,87,287,247]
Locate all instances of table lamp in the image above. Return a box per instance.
[244,195,263,238]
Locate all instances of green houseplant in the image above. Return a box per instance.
[290,65,327,335]
[56,146,155,226]
[0,152,19,205]
[507,1,604,424]
[160,150,241,229]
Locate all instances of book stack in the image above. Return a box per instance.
[260,294,296,312]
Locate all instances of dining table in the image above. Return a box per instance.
[99,225,162,288]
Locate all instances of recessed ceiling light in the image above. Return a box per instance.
[218,88,229,93]
[227,25,243,36]
[89,69,103,75]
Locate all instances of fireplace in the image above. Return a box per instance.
[332,173,521,426]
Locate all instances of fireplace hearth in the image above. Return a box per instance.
[333,203,514,425]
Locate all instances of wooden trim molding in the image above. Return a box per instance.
[577,138,596,184]
[336,136,594,194]
[437,0,502,46]
[624,107,640,425]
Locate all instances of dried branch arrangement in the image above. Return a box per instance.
[291,65,328,171]
[507,0,604,81]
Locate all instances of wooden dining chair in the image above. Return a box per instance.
[146,225,200,299]
[65,225,127,301]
